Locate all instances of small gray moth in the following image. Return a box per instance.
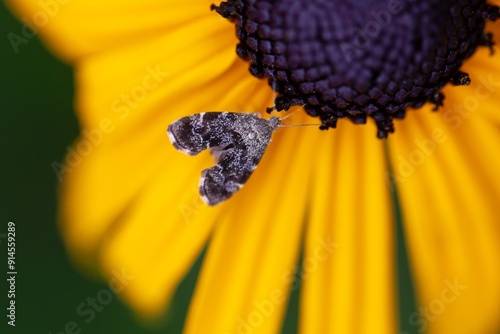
[167,112,281,206]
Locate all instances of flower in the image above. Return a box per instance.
[6,0,500,333]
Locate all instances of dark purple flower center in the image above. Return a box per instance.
[212,0,499,137]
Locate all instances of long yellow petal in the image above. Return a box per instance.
[184,110,320,334]
[301,120,396,333]
[5,0,216,60]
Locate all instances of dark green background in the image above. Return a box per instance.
[0,3,419,334]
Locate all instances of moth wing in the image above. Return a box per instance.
[167,112,245,156]
[167,112,279,205]
[199,146,266,205]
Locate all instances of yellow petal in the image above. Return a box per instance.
[5,0,217,60]
[300,120,397,333]
[184,110,320,334]
[387,40,500,333]
[75,16,236,130]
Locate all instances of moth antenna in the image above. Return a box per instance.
[278,104,307,121]
[278,123,320,128]
[274,104,319,128]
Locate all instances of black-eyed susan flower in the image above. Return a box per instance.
[6,0,500,333]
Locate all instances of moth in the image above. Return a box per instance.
[167,112,281,206]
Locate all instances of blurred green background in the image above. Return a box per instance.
[0,2,420,333]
